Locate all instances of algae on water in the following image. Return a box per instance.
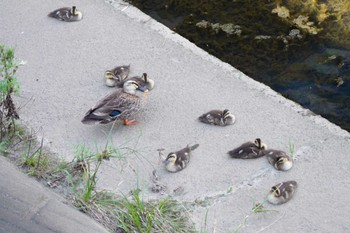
[196,20,242,36]
[272,0,350,48]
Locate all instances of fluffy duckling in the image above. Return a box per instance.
[48,6,83,22]
[105,65,131,87]
[198,109,235,126]
[117,73,155,91]
[228,138,267,159]
[267,180,298,205]
[81,79,148,125]
[162,144,199,172]
[262,149,293,171]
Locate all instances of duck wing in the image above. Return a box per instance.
[82,89,141,124]
[199,110,222,125]
[48,8,72,21]
[228,142,264,159]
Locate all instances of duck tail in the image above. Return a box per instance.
[81,110,107,124]
[81,116,99,124]
[189,144,199,151]
[228,149,240,158]
[198,115,206,122]
[48,11,56,18]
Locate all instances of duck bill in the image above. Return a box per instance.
[162,159,169,165]
[138,86,148,92]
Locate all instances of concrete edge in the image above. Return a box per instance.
[0,156,110,233]
[106,0,350,139]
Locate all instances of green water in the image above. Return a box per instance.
[128,0,350,132]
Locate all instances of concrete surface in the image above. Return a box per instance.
[1,0,350,232]
[0,156,109,233]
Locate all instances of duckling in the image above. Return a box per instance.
[162,144,199,172]
[228,138,267,159]
[198,109,235,126]
[48,6,83,22]
[267,180,298,205]
[262,149,293,171]
[117,73,155,90]
[81,79,148,125]
[105,65,131,87]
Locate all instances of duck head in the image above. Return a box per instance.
[123,80,148,94]
[142,73,155,90]
[275,156,293,171]
[163,153,177,165]
[254,138,267,150]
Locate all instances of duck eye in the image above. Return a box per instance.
[130,81,139,88]
[167,153,176,159]
[277,157,284,163]
[105,71,113,77]
[254,139,261,146]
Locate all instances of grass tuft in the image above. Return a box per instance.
[288,140,295,159]
[114,189,196,233]
[20,137,51,178]
[232,200,278,233]
[0,44,22,141]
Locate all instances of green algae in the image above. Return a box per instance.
[273,0,350,48]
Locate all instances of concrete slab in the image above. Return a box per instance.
[0,156,109,233]
[1,0,350,232]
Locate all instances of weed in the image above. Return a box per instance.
[252,201,277,214]
[21,151,50,177]
[115,189,196,233]
[232,200,278,233]
[53,143,127,204]
[289,140,295,159]
[1,119,197,233]
[81,158,101,202]
[51,143,197,233]
[20,137,50,177]
[0,140,10,154]
[199,209,210,233]
[0,44,22,141]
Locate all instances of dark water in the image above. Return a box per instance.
[127,0,350,132]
